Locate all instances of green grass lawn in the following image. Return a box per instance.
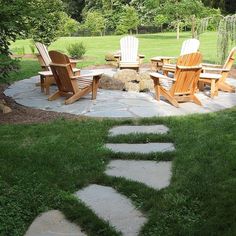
[0,111,236,235]
[1,32,236,235]
[8,31,220,83]
[10,31,219,74]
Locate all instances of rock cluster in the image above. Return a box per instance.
[99,69,154,92]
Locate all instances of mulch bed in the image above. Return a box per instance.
[1,66,236,125]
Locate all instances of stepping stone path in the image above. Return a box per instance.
[105,160,172,190]
[75,184,147,236]
[26,125,174,236]
[108,125,169,136]
[25,210,86,236]
[105,143,175,154]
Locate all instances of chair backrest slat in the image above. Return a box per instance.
[120,36,139,62]
[180,39,200,56]
[223,47,236,69]
[35,42,52,68]
[49,51,76,93]
[171,52,202,95]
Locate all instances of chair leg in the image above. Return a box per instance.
[48,91,60,101]
[192,95,202,106]
[92,75,101,100]
[210,80,216,98]
[198,81,204,91]
[153,80,160,101]
[218,82,236,93]
[40,75,45,93]
[65,87,92,105]
[160,87,179,108]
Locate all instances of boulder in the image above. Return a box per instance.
[0,99,12,114]
[124,81,140,92]
[139,72,154,92]
[99,74,125,90]
[113,69,141,83]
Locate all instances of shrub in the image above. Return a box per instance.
[67,42,86,59]
[0,55,19,80]
[29,44,36,55]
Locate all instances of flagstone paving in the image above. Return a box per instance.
[105,160,172,190]
[4,68,236,118]
[108,125,169,136]
[105,143,175,153]
[25,210,86,236]
[75,184,147,236]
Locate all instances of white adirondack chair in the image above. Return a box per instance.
[180,38,200,56]
[151,38,200,74]
[117,36,144,71]
[162,39,200,74]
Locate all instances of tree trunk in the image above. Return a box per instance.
[177,22,180,40]
[191,15,196,38]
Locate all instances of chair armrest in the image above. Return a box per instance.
[202,67,230,72]
[177,65,202,70]
[70,72,103,80]
[150,72,176,81]
[69,58,79,63]
[138,54,145,59]
[202,63,222,68]
[114,54,121,58]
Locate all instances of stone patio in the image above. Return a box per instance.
[4,68,236,118]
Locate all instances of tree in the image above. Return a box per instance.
[131,0,161,26]
[154,14,168,32]
[0,0,69,79]
[160,0,219,39]
[83,11,105,36]
[62,0,85,21]
[116,5,139,34]
[217,14,236,63]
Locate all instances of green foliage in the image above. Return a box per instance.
[116,5,139,34]
[83,11,105,36]
[0,0,70,79]
[58,12,79,37]
[0,55,19,80]
[29,42,36,55]
[28,0,67,46]
[217,14,236,64]
[67,42,86,59]
[160,0,221,38]
[154,14,168,32]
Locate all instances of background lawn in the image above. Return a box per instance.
[9,31,220,82]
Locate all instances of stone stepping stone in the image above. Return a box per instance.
[75,184,147,236]
[25,210,86,236]
[105,160,172,190]
[108,125,169,136]
[105,143,175,154]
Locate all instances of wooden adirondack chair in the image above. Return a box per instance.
[36,42,80,95]
[116,36,144,71]
[48,51,102,105]
[199,47,236,97]
[150,52,202,108]
[35,42,79,70]
[151,39,200,73]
